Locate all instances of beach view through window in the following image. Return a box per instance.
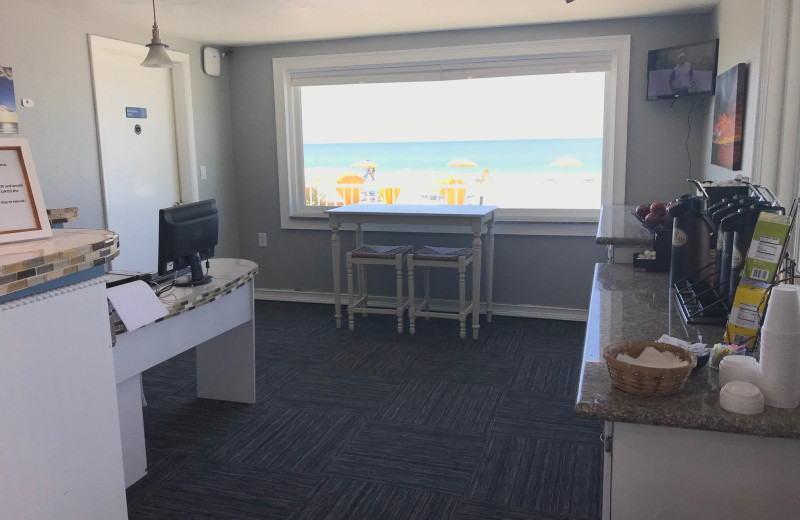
[300,73,604,209]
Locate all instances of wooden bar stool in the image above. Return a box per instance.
[346,244,412,333]
[407,246,473,339]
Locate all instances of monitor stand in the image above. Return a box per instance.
[175,253,213,287]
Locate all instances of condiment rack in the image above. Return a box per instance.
[672,191,798,326]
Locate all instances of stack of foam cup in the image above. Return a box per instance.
[719,356,760,388]
[759,284,800,408]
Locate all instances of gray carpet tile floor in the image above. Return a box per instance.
[126,300,602,520]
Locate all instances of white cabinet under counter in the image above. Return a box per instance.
[576,263,800,519]
[0,229,127,520]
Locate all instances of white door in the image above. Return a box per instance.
[90,35,198,273]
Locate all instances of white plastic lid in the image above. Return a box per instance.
[721,381,763,401]
[719,356,759,368]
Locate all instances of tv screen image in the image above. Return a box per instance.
[646,39,719,100]
[157,199,219,286]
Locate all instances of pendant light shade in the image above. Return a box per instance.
[141,0,176,68]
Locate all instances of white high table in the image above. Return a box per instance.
[113,258,258,487]
[326,205,497,339]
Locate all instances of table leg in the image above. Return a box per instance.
[471,229,482,340]
[485,217,495,322]
[117,374,147,487]
[355,223,365,304]
[331,224,342,328]
[196,319,256,403]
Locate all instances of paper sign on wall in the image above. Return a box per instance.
[0,139,51,244]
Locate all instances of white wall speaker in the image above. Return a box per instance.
[203,47,221,76]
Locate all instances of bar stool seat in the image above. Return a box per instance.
[346,244,412,333]
[408,246,473,339]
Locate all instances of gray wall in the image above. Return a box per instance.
[702,0,765,183]
[229,14,714,311]
[2,0,240,258]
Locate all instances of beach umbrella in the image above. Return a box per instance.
[549,156,583,174]
[351,159,378,182]
[447,158,477,175]
[447,158,477,168]
[351,159,378,169]
[337,173,363,184]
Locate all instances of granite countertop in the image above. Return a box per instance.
[0,229,119,298]
[595,204,653,246]
[575,263,800,440]
[112,258,258,335]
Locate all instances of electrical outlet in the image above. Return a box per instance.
[200,165,207,180]
[258,232,267,247]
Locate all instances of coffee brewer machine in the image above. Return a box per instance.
[671,180,788,324]
[668,194,713,287]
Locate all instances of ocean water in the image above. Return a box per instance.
[303,138,603,208]
[304,138,602,175]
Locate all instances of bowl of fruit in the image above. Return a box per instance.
[633,201,674,230]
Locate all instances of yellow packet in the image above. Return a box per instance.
[725,278,770,350]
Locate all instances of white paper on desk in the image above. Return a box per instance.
[107,280,168,332]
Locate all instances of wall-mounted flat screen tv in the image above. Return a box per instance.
[646,39,719,100]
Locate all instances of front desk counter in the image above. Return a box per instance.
[113,258,259,487]
[0,229,128,520]
[576,263,800,519]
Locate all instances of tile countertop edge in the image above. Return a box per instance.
[112,258,258,335]
[0,229,119,299]
[575,262,800,440]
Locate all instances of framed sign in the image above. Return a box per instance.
[0,138,52,243]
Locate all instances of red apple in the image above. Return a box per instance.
[636,204,650,218]
[650,201,667,216]
[659,214,673,226]
[644,212,660,227]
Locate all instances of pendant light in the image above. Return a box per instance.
[141,0,176,68]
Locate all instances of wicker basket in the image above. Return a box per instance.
[603,341,697,396]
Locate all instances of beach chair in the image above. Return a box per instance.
[438,178,466,205]
[379,187,401,204]
[336,174,364,205]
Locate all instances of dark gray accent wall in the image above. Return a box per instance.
[2,0,240,259]
[229,14,714,311]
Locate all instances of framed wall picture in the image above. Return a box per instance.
[0,66,19,134]
[711,63,748,170]
[0,138,52,243]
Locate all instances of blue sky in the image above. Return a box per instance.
[301,72,605,144]
[0,67,17,110]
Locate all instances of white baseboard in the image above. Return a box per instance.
[254,288,588,322]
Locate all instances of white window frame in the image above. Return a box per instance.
[273,35,630,234]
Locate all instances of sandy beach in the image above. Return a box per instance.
[304,167,601,209]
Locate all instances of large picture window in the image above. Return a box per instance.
[274,36,630,232]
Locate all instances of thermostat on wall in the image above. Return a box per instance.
[203,47,221,76]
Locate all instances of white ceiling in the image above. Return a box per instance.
[34,0,719,46]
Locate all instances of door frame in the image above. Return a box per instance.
[87,34,199,229]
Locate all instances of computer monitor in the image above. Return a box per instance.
[157,199,219,286]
